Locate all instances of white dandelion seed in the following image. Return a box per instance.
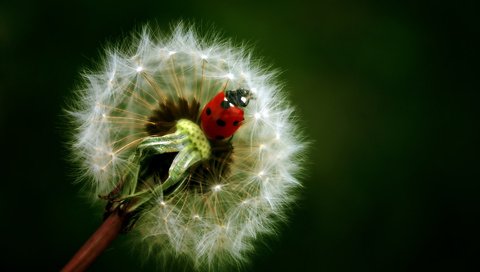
[68,23,306,270]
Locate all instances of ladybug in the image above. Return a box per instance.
[200,88,253,140]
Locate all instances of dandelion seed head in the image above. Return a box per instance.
[68,23,306,270]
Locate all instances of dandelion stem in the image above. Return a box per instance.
[61,211,126,272]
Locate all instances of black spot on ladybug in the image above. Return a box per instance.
[216,135,225,140]
[221,101,230,109]
[206,107,211,116]
[233,120,239,126]
[216,119,226,127]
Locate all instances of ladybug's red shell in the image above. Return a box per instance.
[200,91,245,140]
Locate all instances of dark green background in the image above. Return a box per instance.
[1,0,478,271]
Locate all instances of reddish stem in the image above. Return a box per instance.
[62,211,126,272]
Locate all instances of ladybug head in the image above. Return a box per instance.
[225,88,252,108]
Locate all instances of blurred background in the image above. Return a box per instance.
[1,0,478,271]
